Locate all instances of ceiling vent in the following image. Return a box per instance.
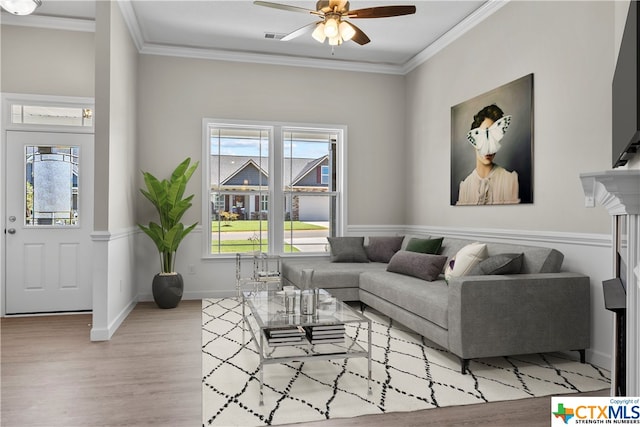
[264,32,286,40]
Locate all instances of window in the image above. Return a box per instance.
[203,119,345,255]
[211,194,225,217]
[260,194,268,212]
[321,165,329,185]
[11,104,93,127]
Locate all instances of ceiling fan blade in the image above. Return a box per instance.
[346,5,416,19]
[253,1,320,15]
[346,21,370,45]
[281,22,318,41]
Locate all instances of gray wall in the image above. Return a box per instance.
[1,25,94,96]
[404,1,614,234]
[136,55,407,228]
[401,0,628,371]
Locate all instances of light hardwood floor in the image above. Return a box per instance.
[1,300,608,427]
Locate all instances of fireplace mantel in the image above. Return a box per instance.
[580,169,640,396]
[580,170,640,215]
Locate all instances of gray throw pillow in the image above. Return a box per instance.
[387,251,448,282]
[469,253,523,275]
[365,236,405,263]
[327,237,369,263]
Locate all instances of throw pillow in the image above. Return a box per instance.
[444,242,488,281]
[327,237,369,263]
[387,251,448,282]
[405,237,444,254]
[469,253,524,275]
[365,236,405,263]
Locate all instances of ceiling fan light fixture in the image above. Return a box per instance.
[312,22,327,43]
[338,21,356,42]
[0,0,41,15]
[254,0,416,47]
[323,16,339,38]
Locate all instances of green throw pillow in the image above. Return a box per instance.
[405,237,443,254]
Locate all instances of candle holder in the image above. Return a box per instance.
[300,269,317,315]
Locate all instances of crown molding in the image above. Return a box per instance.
[118,0,403,74]
[117,0,144,51]
[0,12,94,32]
[401,0,509,75]
[139,42,406,74]
[130,0,509,75]
[116,0,405,74]
[2,0,508,75]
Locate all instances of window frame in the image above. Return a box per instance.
[201,118,347,258]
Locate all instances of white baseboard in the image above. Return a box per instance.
[587,348,612,373]
[138,290,234,304]
[90,297,137,341]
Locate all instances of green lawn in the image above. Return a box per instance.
[214,220,326,232]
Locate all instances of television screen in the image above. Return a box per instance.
[612,0,640,168]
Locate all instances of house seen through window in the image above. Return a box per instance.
[204,120,343,255]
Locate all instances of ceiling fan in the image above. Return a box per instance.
[254,0,416,46]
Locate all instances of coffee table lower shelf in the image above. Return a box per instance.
[241,291,372,405]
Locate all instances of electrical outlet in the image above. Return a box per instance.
[188,264,196,274]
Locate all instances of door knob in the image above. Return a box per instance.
[7,228,16,234]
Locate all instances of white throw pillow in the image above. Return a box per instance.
[444,242,488,281]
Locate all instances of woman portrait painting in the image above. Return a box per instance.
[450,74,533,206]
[456,104,520,205]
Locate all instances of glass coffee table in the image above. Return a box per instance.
[242,288,372,405]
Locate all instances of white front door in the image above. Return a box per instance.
[5,131,94,314]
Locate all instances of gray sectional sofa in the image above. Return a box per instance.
[281,236,591,373]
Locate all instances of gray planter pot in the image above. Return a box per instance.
[152,273,184,309]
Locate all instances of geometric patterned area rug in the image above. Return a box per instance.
[202,298,610,426]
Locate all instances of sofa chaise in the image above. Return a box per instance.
[281,235,591,373]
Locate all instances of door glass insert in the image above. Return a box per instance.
[25,145,79,226]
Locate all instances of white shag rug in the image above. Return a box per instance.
[202,298,609,426]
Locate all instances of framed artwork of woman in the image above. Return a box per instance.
[450,74,534,206]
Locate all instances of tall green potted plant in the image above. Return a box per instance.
[139,157,198,308]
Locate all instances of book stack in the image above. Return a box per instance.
[257,270,280,279]
[265,326,306,347]
[304,324,345,345]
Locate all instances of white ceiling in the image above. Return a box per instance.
[1,0,505,74]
